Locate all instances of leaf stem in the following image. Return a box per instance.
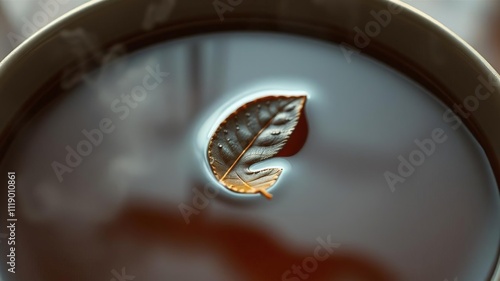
[258,189,273,200]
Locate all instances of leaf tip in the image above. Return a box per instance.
[295,94,308,102]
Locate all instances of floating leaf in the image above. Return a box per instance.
[207,95,307,199]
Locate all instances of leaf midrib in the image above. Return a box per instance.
[219,100,294,181]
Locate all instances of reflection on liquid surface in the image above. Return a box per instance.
[1,32,499,281]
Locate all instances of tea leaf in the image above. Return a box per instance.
[207,95,307,199]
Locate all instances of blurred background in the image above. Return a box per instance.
[0,0,499,71]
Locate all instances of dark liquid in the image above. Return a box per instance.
[1,32,499,281]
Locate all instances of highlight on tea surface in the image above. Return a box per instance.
[207,95,307,199]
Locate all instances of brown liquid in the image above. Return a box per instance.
[1,32,499,281]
